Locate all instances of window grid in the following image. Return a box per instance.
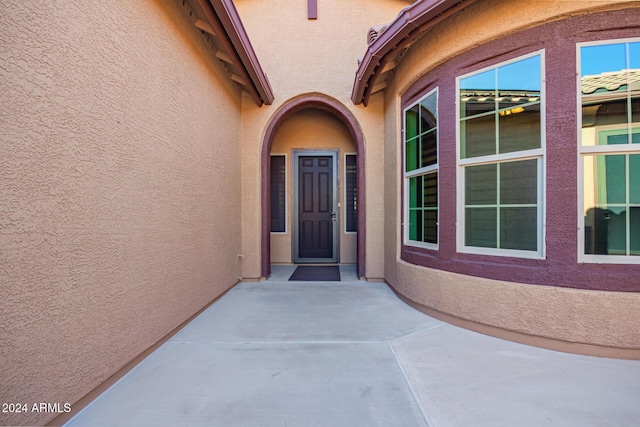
[404,88,439,249]
[457,51,545,258]
[578,38,640,263]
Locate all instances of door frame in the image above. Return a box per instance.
[260,93,366,279]
[293,149,339,263]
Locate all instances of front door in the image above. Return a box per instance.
[294,153,337,262]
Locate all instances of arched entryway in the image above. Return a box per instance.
[261,93,366,278]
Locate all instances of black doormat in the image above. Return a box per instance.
[288,266,341,281]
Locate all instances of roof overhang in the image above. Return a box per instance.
[351,0,478,106]
[193,0,274,106]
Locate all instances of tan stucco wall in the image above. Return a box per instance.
[383,0,640,352]
[0,1,243,425]
[235,0,411,280]
[270,109,357,264]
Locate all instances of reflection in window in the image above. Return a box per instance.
[580,39,640,260]
[460,54,542,158]
[458,53,544,256]
[584,155,640,255]
[404,89,438,247]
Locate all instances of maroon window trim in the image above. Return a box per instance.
[399,8,640,292]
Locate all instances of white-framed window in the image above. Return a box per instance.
[456,51,545,258]
[578,38,640,263]
[403,88,438,249]
[344,153,357,234]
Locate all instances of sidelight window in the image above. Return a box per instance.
[270,155,286,233]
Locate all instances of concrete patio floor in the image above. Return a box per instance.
[66,265,640,427]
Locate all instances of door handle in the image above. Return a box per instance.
[330,212,336,220]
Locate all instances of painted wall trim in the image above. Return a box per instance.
[261,93,366,278]
[199,0,274,106]
[351,0,478,106]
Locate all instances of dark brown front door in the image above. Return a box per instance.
[298,156,335,260]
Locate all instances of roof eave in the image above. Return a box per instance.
[201,0,274,106]
[351,0,479,106]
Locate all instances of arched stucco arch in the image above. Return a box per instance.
[261,93,366,278]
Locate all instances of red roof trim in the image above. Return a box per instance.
[201,0,274,106]
[351,0,478,106]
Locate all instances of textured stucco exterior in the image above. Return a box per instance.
[235,0,411,280]
[270,109,357,264]
[383,0,640,353]
[1,1,244,425]
[3,0,640,425]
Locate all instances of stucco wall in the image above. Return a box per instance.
[383,0,640,353]
[0,1,243,425]
[235,0,410,280]
[271,109,357,264]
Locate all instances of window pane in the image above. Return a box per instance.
[409,210,420,241]
[406,137,419,172]
[466,164,497,205]
[630,154,640,204]
[466,207,497,248]
[498,56,541,92]
[406,105,419,140]
[585,155,625,205]
[501,160,537,205]
[594,102,629,133]
[499,103,541,153]
[421,130,437,167]
[630,42,640,69]
[408,173,438,244]
[460,69,495,119]
[500,207,537,251]
[581,43,626,77]
[604,155,626,204]
[409,176,421,208]
[423,173,438,207]
[631,207,640,255]
[460,98,495,120]
[608,206,627,255]
[421,94,437,133]
[270,156,286,232]
[345,155,357,232]
[602,131,631,145]
[461,115,496,158]
[632,93,640,129]
[584,207,607,254]
[423,209,438,244]
[460,69,495,91]
[584,206,627,255]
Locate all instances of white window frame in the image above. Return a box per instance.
[577,38,640,264]
[456,50,546,259]
[403,87,439,250]
[270,153,288,235]
[344,153,357,234]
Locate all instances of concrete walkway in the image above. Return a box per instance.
[67,265,640,427]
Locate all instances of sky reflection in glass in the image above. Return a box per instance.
[581,43,626,76]
[460,56,540,92]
